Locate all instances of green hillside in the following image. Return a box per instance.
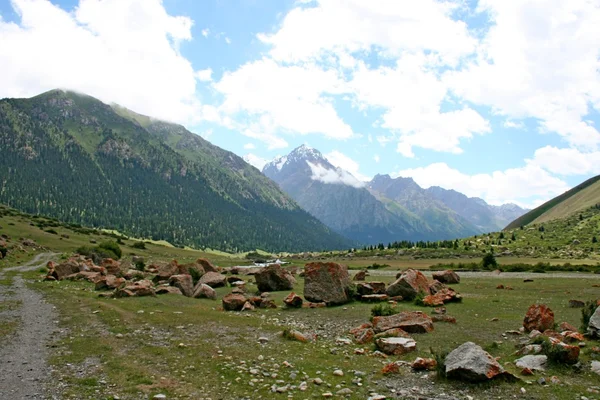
[0,90,351,253]
[505,175,600,230]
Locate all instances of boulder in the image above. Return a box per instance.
[255,264,296,292]
[178,260,205,278]
[411,357,437,371]
[50,260,82,280]
[445,342,514,382]
[156,286,183,295]
[361,294,389,302]
[356,281,386,296]
[428,280,445,294]
[523,304,555,332]
[101,258,121,275]
[386,269,430,300]
[372,311,434,334]
[226,276,244,285]
[587,305,600,337]
[195,258,219,273]
[95,275,125,291]
[354,328,375,344]
[283,292,303,308]
[303,262,352,305]
[568,299,584,308]
[169,274,194,297]
[547,337,580,364]
[375,337,417,355]
[432,270,460,284]
[353,270,367,281]
[559,321,578,332]
[193,283,217,300]
[198,271,227,288]
[422,287,461,306]
[374,328,412,340]
[515,355,547,371]
[64,271,102,283]
[222,293,247,311]
[114,280,155,298]
[152,260,180,282]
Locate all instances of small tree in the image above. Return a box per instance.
[593,236,598,244]
[482,252,498,269]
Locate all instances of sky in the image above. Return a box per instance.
[1,0,600,209]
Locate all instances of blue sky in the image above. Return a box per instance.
[1,0,600,208]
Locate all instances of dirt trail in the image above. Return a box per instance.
[0,252,59,399]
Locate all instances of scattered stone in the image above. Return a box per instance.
[198,271,227,288]
[195,258,218,272]
[411,357,437,371]
[155,286,183,295]
[361,294,389,302]
[283,292,303,308]
[372,311,434,334]
[303,262,352,305]
[283,329,314,343]
[255,264,296,292]
[496,284,504,289]
[586,305,600,337]
[114,279,155,297]
[353,270,367,281]
[559,322,578,332]
[515,355,547,372]
[333,369,344,376]
[517,344,543,355]
[222,293,247,311]
[374,328,411,340]
[386,269,430,300]
[591,361,600,375]
[445,342,515,382]
[168,274,193,297]
[432,270,460,284]
[192,283,217,300]
[523,304,555,332]
[546,337,580,364]
[569,300,585,308]
[375,337,417,355]
[241,301,255,312]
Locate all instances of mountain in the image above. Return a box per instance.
[506,175,600,230]
[425,186,527,232]
[263,147,486,244]
[367,175,480,240]
[0,89,351,252]
[263,146,426,244]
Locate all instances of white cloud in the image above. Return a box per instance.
[325,150,369,181]
[531,146,600,176]
[306,160,364,188]
[214,58,354,141]
[395,162,570,207]
[243,153,269,170]
[444,0,600,149]
[374,154,380,163]
[225,37,231,44]
[243,143,256,150]
[258,0,476,65]
[504,120,524,129]
[0,0,209,124]
[196,68,213,82]
[201,28,209,37]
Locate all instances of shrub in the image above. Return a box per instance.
[431,348,448,379]
[134,260,146,271]
[0,246,7,258]
[414,290,427,306]
[45,229,58,235]
[131,241,146,250]
[98,241,122,259]
[371,303,397,318]
[189,267,202,285]
[369,263,391,269]
[581,300,598,333]
[481,253,498,269]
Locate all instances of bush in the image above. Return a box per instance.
[45,229,58,235]
[431,348,448,379]
[76,240,122,264]
[134,260,146,271]
[131,241,146,250]
[414,290,427,306]
[189,267,202,285]
[0,246,7,258]
[581,300,598,333]
[481,253,498,269]
[98,241,122,259]
[371,303,397,318]
[369,263,391,269]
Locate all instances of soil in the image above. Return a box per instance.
[0,253,59,399]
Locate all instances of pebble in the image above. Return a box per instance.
[322,392,333,398]
[337,388,353,395]
[314,378,324,385]
[333,369,344,376]
[153,395,167,400]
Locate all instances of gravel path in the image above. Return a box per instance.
[0,252,59,399]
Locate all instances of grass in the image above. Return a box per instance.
[0,319,19,342]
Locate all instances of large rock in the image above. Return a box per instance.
[114,280,155,298]
[192,283,217,300]
[353,270,367,281]
[523,304,555,332]
[222,293,247,311]
[255,264,296,292]
[445,342,513,382]
[198,271,227,288]
[50,260,82,280]
[547,337,580,364]
[372,311,434,334]
[587,305,600,337]
[95,275,125,291]
[169,274,194,297]
[375,337,417,355]
[356,282,386,296]
[432,270,460,284]
[152,260,180,282]
[423,287,461,306]
[101,258,121,275]
[156,286,183,295]
[303,262,352,305]
[195,258,219,273]
[386,269,430,299]
[515,355,547,371]
[178,260,205,278]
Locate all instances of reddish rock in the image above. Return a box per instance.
[411,357,437,371]
[198,271,227,288]
[361,294,389,302]
[226,276,244,285]
[303,262,352,305]
[255,264,296,292]
[156,286,183,295]
[559,321,578,332]
[94,275,125,291]
[193,283,217,299]
[432,315,457,324]
[114,280,155,297]
[241,301,255,311]
[433,307,447,315]
[428,280,445,294]
[303,302,327,308]
[350,323,372,334]
[283,329,314,343]
[547,337,580,364]
[432,270,460,284]
[374,328,411,340]
[64,271,103,283]
[356,282,375,295]
[354,328,375,344]
[222,293,247,311]
[178,260,205,278]
[523,304,555,333]
[386,269,430,300]
[283,292,303,308]
[101,258,121,275]
[353,270,367,281]
[152,260,180,282]
[169,274,194,297]
[49,259,82,280]
[423,287,461,306]
[381,362,401,374]
[372,311,434,334]
[376,337,417,355]
[521,367,534,376]
[561,330,585,343]
[496,284,505,289]
[195,258,219,272]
